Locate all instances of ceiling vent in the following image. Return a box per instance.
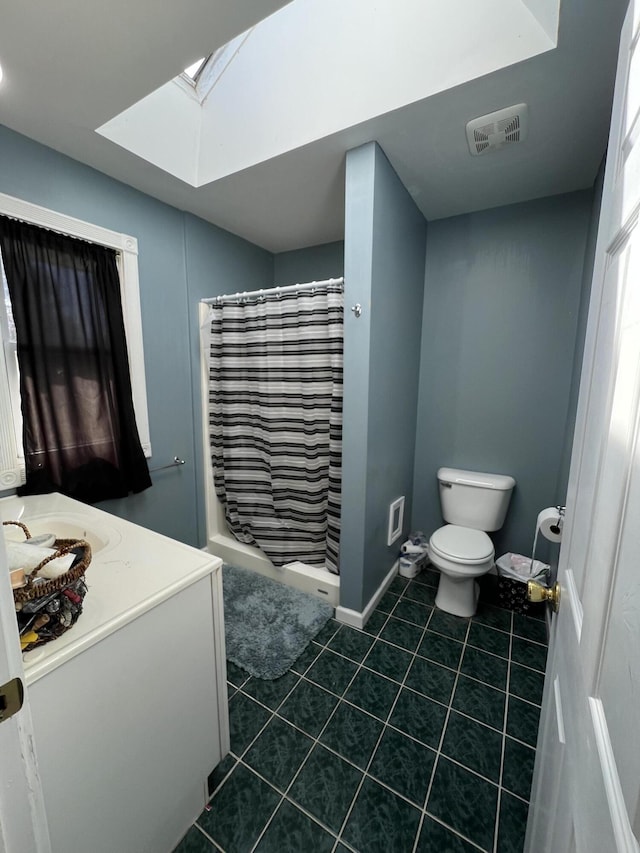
[466,104,529,156]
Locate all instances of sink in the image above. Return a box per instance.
[3,512,121,555]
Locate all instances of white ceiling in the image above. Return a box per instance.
[0,0,629,253]
[97,1,554,188]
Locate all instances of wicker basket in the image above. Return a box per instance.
[4,520,92,652]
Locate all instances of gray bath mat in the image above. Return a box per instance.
[222,563,334,680]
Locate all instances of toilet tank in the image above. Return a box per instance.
[437,467,516,531]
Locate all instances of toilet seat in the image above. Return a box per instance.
[429,525,494,564]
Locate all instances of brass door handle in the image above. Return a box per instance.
[0,677,24,724]
[528,580,561,612]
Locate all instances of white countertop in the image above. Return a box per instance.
[0,493,221,684]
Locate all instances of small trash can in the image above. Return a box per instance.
[399,554,429,579]
[399,532,429,579]
[495,553,550,614]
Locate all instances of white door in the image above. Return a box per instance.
[0,531,51,853]
[526,3,640,851]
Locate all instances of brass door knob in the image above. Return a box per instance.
[527,580,561,612]
[0,677,24,724]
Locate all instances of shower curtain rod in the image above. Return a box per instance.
[201,276,344,306]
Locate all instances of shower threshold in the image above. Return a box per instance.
[282,560,340,605]
[206,533,340,607]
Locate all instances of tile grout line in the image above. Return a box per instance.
[235,754,339,844]
[289,629,543,715]
[253,616,398,850]
[197,668,310,848]
[197,739,505,853]
[210,721,530,853]
[227,619,539,808]
[327,578,440,848]
[234,652,544,704]
[421,815,487,853]
[291,588,532,840]
[329,591,440,853]
[332,584,511,853]
[411,613,477,853]
[235,684,534,807]
[245,621,355,849]
[264,674,537,801]
[189,822,226,852]
[492,607,514,853]
[205,621,350,849]
[346,583,547,660]
[203,579,544,853]
[375,593,547,671]
[245,612,398,853]
[293,607,416,853]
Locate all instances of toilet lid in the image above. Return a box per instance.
[429,525,494,564]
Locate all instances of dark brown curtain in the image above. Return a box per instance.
[0,216,151,503]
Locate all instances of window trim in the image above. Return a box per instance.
[0,191,152,491]
[172,29,254,106]
[0,269,22,462]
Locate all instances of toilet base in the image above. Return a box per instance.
[435,572,480,618]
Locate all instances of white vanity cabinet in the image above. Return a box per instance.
[0,493,228,853]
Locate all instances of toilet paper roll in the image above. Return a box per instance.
[401,542,425,555]
[536,507,563,543]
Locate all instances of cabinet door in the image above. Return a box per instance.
[30,575,222,853]
[0,531,51,853]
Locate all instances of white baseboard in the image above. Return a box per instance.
[336,560,399,629]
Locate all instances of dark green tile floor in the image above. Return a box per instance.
[174,569,547,853]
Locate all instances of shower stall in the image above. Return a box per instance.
[199,278,343,605]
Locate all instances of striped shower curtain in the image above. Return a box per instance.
[204,283,343,574]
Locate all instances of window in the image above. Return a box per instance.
[182,57,208,84]
[175,29,254,105]
[0,191,151,491]
[0,257,22,462]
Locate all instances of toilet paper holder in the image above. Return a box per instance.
[551,505,566,536]
[529,504,566,577]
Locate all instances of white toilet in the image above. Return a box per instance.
[428,467,516,618]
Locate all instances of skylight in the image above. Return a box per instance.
[183,57,207,82]
[97,0,558,190]
[181,30,253,103]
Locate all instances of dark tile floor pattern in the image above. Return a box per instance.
[174,569,548,853]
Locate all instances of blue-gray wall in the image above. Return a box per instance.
[185,215,274,546]
[0,120,599,597]
[273,241,344,286]
[544,163,605,579]
[556,163,604,501]
[412,191,593,562]
[342,143,427,612]
[0,124,272,547]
